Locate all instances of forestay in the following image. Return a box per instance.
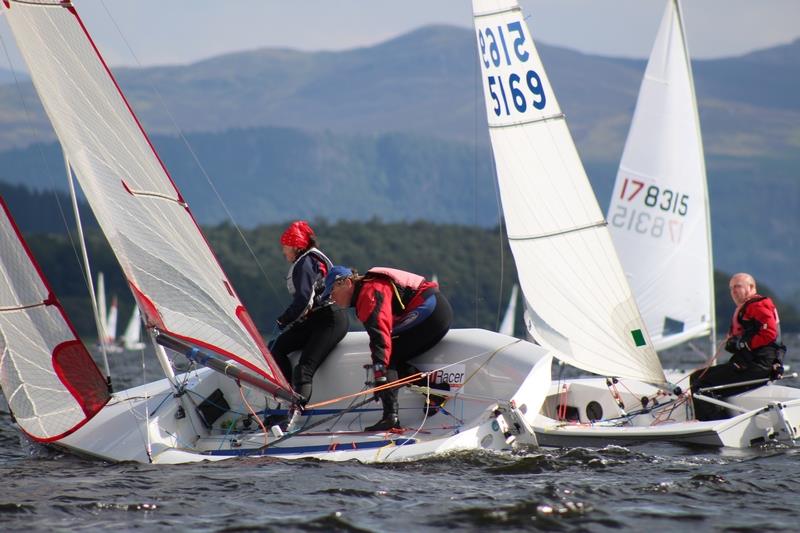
[607,0,713,352]
[0,197,109,441]
[472,0,665,385]
[3,0,290,395]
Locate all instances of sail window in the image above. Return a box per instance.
[52,340,110,416]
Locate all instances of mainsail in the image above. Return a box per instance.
[3,0,290,395]
[472,0,665,385]
[607,0,714,352]
[0,197,109,441]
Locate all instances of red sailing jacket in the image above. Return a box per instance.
[729,294,780,350]
[353,267,438,366]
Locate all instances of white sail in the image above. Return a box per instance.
[607,0,714,352]
[498,284,518,337]
[472,0,665,385]
[105,295,118,344]
[122,306,146,351]
[3,0,290,395]
[0,197,109,441]
[96,271,108,341]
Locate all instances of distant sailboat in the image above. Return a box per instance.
[95,272,122,353]
[122,306,146,351]
[498,285,518,337]
[607,0,715,354]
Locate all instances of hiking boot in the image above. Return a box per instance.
[365,414,401,432]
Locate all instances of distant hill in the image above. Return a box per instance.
[1,27,798,160]
[1,127,797,308]
[0,26,796,303]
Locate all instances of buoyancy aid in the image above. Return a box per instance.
[285,247,333,308]
[730,294,786,362]
[364,267,439,315]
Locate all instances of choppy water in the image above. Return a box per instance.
[1,336,798,532]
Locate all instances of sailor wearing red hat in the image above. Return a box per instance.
[270,221,348,414]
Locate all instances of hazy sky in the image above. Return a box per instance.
[2,0,799,69]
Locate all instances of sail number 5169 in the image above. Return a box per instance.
[477,21,546,116]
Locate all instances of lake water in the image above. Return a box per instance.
[1,335,798,532]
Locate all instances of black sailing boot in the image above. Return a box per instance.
[365,388,400,431]
[366,369,400,431]
[292,365,312,407]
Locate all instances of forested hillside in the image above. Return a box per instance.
[20,218,799,342]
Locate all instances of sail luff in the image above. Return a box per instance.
[3,0,291,395]
[472,0,665,385]
[674,0,716,352]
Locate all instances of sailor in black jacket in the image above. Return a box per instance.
[269,221,348,408]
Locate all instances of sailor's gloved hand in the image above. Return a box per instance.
[770,361,785,381]
[724,336,747,353]
[372,363,387,384]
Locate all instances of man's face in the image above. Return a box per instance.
[330,278,353,308]
[729,276,755,306]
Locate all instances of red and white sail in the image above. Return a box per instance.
[0,197,109,441]
[2,0,290,395]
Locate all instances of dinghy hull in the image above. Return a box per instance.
[55,329,551,463]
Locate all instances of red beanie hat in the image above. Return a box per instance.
[280,220,314,249]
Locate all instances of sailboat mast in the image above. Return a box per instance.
[63,150,112,391]
[674,0,716,355]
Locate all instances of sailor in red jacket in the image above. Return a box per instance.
[690,272,786,421]
[322,266,453,431]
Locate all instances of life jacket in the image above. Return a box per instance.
[364,267,438,316]
[286,247,333,308]
[732,294,785,360]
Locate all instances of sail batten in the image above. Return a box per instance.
[508,220,607,241]
[472,0,665,385]
[3,0,291,394]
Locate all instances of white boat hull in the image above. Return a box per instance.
[56,329,551,463]
[534,374,800,448]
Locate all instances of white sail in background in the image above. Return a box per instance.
[105,296,118,345]
[96,272,108,341]
[0,197,109,441]
[122,306,146,351]
[472,0,665,385]
[607,0,713,352]
[3,1,290,395]
[498,284,518,337]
